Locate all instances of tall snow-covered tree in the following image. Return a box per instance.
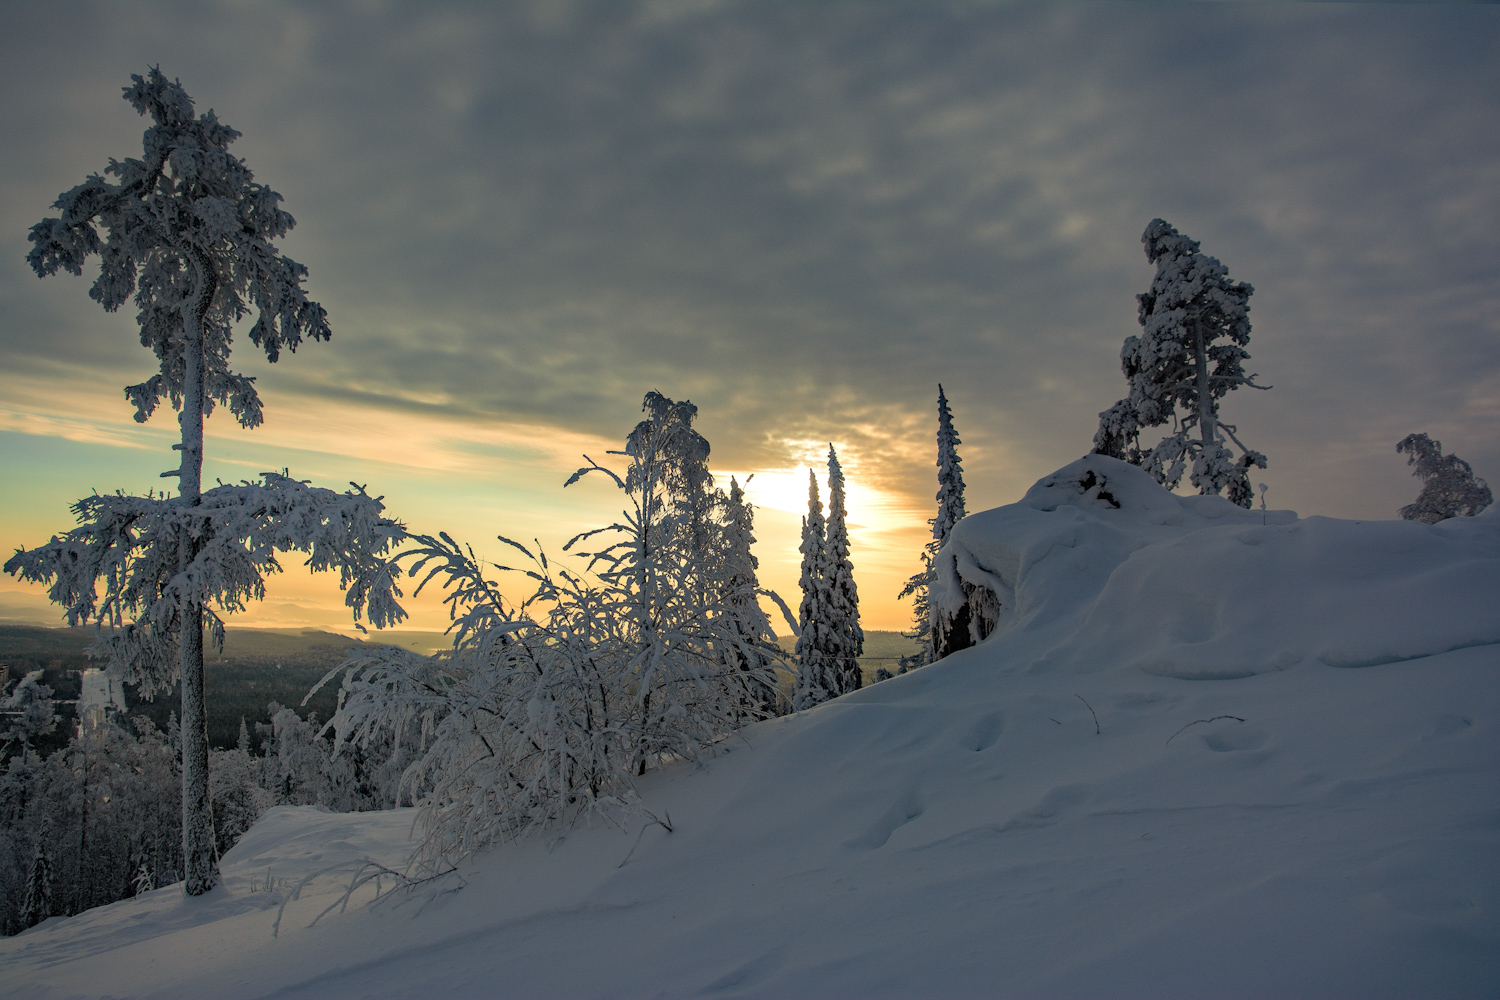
[823,445,864,695]
[898,385,967,670]
[933,389,967,542]
[10,68,404,895]
[1396,433,1492,523]
[793,470,836,709]
[1094,219,1269,507]
[719,477,786,715]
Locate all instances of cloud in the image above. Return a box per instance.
[3,2,1499,629]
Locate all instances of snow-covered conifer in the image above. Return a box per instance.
[1396,433,1492,523]
[21,835,53,930]
[793,470,837,709]
[12,69,398,894]
[899,385,967,669]
[933,389,967,542]
[1093,219,1269,507]
[823,446,864,695]
[2,672,58,763]
[719,477,786,715]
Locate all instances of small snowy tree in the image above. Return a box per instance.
[899,385,967,670]
[1094,219,1269,507]
[823,446,864,695]
[21,835,53,930]
[2,672,58,764]
[1396,433,1492,523]
[793,470,837,709]
[12,69,403,894]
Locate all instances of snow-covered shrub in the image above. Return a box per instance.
[1396,433,1492,523]
[321,394,789,871]
[1,671,58,762]
[209,740,272,858]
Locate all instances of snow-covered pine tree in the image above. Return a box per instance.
[1396,433,1493,523]
[720,477,786,715]
[1093,219,1269,507]
[793,470,837,709]
[824,445,864,695]
[898,385,967,670]
[12,69,404,894]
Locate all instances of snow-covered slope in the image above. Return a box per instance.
[5,457,1498,998]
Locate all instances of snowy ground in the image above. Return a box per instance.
[4,457,1497,998]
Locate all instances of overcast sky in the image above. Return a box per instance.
[2,1,1497,631]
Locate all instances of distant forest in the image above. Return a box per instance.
[0,626,417,752]
[0,625,917,754]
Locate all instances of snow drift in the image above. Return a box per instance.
[4,456,1498,998]
[932,455,1500,676]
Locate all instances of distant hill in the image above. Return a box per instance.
[0,624,451,751]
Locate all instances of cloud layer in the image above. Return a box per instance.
[3,1,1498,627]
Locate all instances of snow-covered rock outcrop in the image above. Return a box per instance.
[934,455,1500,677]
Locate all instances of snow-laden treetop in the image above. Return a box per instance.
[26,67,330,430]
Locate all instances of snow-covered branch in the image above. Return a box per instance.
[4,473,406,698]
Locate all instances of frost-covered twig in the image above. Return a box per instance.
[617,809,674,869]
[271,858,461,936]
[1075,694,1100,735]
[1166,715,1246,745]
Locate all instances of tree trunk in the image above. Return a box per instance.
[179,248,218,896]
[1192,314,1216,449]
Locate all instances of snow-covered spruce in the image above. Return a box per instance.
[899,385,967,670]
[320,394,788,872]
[719,477,788,715]
[794,449,864,705]
[1093,219,1269,507]
[823,445,864,695]
[18,68,342,894]
[1396,432,1492,523]
[793,470,836,709]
